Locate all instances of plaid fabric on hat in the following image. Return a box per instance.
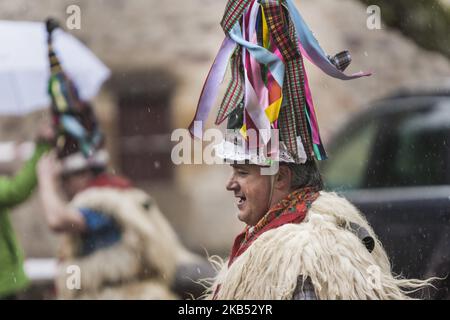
[279,83,300,161]
[328,50,352,72]
[276,7,313,162]
[288,20,314,160]
[187,0,372,164]
[218,0,315,162]
[260,0,299,62]
[212,0,334,163]
[216,47,245,124]
[217,0,249,126]
[221,0,253,33]
[286,59,313,160]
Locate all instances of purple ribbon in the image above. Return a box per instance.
[189,38,237,138]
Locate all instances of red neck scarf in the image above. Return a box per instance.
[228,187,320,267]
[85,173,132,190]
[212,187,320,299]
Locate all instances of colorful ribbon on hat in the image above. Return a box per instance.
[46,19,104,158]
[234,1,285,144]
[47,21,83,114]
[189,0,371,163]
[284,0,371,80]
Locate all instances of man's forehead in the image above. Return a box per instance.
[230,163,256,170]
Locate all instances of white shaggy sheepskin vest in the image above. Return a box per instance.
[56,187,201,300]
[208,192,427,300]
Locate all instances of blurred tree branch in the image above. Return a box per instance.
[360,0,450,59]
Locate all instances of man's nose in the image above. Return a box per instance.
[226,177,238,191]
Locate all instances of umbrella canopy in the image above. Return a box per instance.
[0,20,110,115]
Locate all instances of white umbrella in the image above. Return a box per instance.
[0,20,111,115]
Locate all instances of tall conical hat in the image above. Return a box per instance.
[189,0,371,165]
[46,18,106,166]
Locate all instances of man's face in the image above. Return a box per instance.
[226,164,272,226]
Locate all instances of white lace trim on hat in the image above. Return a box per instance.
[61,149,109,173]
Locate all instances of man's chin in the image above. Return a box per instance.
[237,211,256,226]
[237,211,248,223]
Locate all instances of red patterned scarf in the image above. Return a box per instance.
[228,187,320,266]
[212,187,319,299]
[85,173,132,190]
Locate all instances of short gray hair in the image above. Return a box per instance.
[286,161,324,190]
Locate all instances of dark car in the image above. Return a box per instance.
[321,80,450,299]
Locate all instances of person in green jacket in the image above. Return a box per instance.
[0,125,53,300]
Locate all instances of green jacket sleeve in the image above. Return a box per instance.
[0,143,50,209]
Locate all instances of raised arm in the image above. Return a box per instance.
[37,152,86,233]
[0,142,50,209]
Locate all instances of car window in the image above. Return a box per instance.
[365,105,450,188]
[321,118,379,191]
[323,101,450,191]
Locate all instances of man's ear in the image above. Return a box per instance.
[275,165,292,191]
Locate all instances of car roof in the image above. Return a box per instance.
[331,80,450,144]
[359,79,450,119]
[381,78,450,100]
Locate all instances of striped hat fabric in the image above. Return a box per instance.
[46,18,105,163]
[190,0,371,164]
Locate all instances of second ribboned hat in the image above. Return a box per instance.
[46,18,106,167]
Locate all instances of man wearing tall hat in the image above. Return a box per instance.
[37,19,212,299]
[190,0,433,299]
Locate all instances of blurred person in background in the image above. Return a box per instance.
[0,123,53,300]
[37,111,213,299]
[34,19,213,299]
